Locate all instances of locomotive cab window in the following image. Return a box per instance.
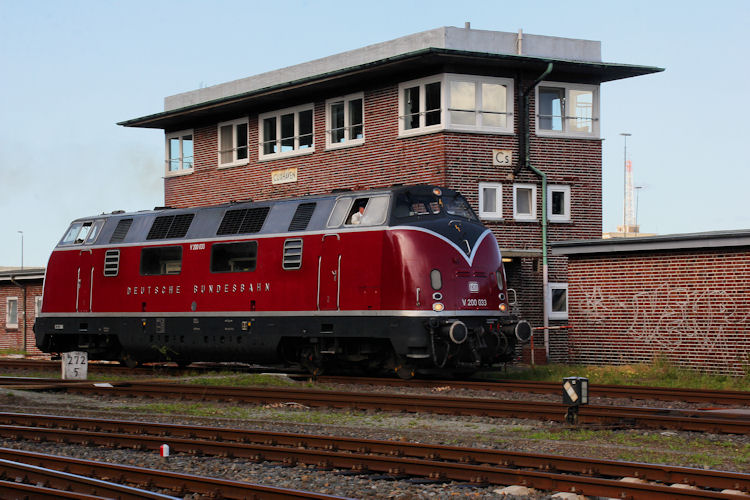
[328,195,390,228]
[141,246,183,275]
[327,197,353,228]
[59,220,104,246]
[211,241,258,273]
[345,195,390,226]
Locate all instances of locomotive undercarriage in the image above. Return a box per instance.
[35,313,528,378]
[279,315,528,378]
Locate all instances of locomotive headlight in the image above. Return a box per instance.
[499,303,507,312]
[432,302,445,312]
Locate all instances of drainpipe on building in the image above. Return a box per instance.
[9,276,27,354]
[517,63,553,364]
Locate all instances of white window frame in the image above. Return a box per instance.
[398,75,444,137]
[548,283,569,320]
[5,296,18,329]
[258,103,315,160]
[513,183,537,221]
[218,118,249,168]
[165,129,194,177]
[34,296,42,317]
[535,82,599,139]
[325,92,365,150]
[445,73,514,134]
[478,182,503,220]
[548,184,571,223]
[399,74,516,138]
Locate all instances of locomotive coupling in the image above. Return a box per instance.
[504,320,532,343]
[441,320,468,344]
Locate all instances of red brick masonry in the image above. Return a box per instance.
[559,244,750,375]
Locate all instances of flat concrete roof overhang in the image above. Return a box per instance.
[119,48,663,131]
[551,230,750,256]
[0,267,46,282]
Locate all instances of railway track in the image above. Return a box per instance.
[46,380,750,434]
[0,357,281,375]
[0,412,747,499]
[0,446,346,499]
[3,357,748,406]
[302,375,750,406]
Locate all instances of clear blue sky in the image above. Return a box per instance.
[1,0,748,267]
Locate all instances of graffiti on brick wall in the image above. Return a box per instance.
[578,284,750,366]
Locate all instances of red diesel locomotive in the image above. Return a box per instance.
[35,185,530,376]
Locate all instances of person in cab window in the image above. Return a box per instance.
[350,205,365,224]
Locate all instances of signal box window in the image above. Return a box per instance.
[259,104,314,160]
[218,118,249,167]
[211,241,258,273]
[478,182,503,220]
[141,246,183,276]
[326,93,364,149]
[165,129,194,175]
[399,76,442,136]
[548,184,571,223]
[513,183,537,221]
[446,74,513,133]
[536,82,599,138]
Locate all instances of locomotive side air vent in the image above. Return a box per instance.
[282,239,303,269]
[103,249,120,276]
[147,213,195,240]
[288,203,316,231]
[109,218,133,243]
[217,207,270,235]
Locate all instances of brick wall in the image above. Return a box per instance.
[0,281,44,354]
[566,248,750,375]
[165,85,448,207]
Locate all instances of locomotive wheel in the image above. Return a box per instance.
[118,352,140,369]
[394,364,415,380]
[299,347,324,377]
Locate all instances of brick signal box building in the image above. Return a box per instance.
[121,26,661,362]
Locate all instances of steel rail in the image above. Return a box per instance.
[4,358,748,405]
[0,480,107,499]
[304,376,750,406]
[0,447,350,500]
[0,457,176,499]
[0,412,747,493]
[0,420,747,499]
[56,381,750,434]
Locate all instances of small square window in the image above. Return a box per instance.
[6,297,19,329]
[478,182,503,220]
[548,185,571,223]
[513,183,537,221]
[548,283,568,320]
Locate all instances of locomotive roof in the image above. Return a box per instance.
[60,184,465,247]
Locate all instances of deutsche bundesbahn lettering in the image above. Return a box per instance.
[125,282,271,296]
